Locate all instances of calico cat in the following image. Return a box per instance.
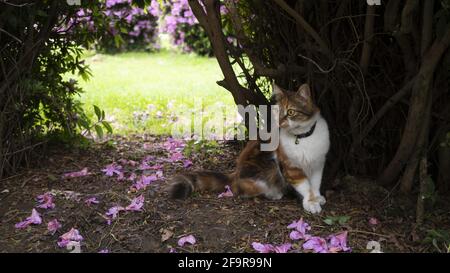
[169,83,330,214]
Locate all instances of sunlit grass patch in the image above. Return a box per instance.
[71,50,235,135]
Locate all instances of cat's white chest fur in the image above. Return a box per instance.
[279,114,330,178]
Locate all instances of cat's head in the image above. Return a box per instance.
[272,83,320,133]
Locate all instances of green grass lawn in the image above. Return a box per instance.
[73,50,235,135]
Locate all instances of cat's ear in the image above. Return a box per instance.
[272,82,284,97]
[297,84,312,101]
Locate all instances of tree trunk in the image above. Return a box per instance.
[379,25,450,186]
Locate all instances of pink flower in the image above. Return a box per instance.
[98,249,109,253]
[169,248,177,253]
[36,192,55,209]
[128,173,137,181]
[132,175,157,190]
[106,206,125,220]
[101,163,123,177]
[58,228,83,248]
[117,172,125,181]
[252,242,274,253]
[178,235,196,247]
[143,143,152,150]
[139,161,163,171]
[328,231,351,253]
[218,185,234,198]
[47,219,62,235]
[156,170,164,179]
[273,243,292,253]
[125,195,145,211]
[303,237,329,253]
[163,137,185,152]
[139,161,152,170]
[150,164,164,170]
[85,197,99,205]
[287,218,311,240]
[119,158,137,166]
[369,217,379,226]
[169,152,184,162]
[183,160,193,168]
[15,209,42,229]
[63,168,90,178]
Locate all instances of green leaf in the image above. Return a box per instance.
[324,218,334,225]
[102,121,113,134]
[48,174,58,181]
[78,118,90,129]
[338,216,351,225]
[94,105,102,121]
[114,35,124,49]
[94,125,104,139]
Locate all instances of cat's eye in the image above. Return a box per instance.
[287,109,296,117]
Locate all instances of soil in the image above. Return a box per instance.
[0,135,449,253]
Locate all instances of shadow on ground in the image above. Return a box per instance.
[0,135,448,253]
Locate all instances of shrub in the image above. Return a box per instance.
[162,0,214,56]
[0,1,112,178]
[71,0,161,52]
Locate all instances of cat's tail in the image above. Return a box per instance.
[168,171,234,199]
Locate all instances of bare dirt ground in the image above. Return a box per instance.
[0,135,449,253]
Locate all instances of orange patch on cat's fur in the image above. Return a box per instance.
[233,179,264,197]
[277,144,307,185]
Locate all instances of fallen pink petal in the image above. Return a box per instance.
[169,152,184,162]
[149,164,164,170]
[15,220,32,229]
[36,192,55,209]
[156,170,164,179]
[29,209,42,224]
[287,218,311,240]
[303,236,329,253]
[143,143,152,150]
[163,138,185,152]
[63,167,90,179]
[251,242,274,253]
[85,197,100,205]
[328,231,351,253]
[178,235,196,247]
[128,173,137,181]
[183,160,193,168]
[58,228,83,248]
[218,185,234,198]
[132,175,157,190]
[101,163,123,177]
[47,219,62,235]
[139,161,152,170]
[369,217,379,226]
[273,243,292,253]
[105,206,125,220]
[125,195,145,211]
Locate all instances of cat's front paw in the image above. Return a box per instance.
[316,195,326,205]
[302,199,322,214]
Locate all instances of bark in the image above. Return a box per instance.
[359,5,376,75]
[379,25,450,186]
[188,0,269,107]
[399,0,435,193]
[272,0,332,57]
[438,130,450,192]
[399,90,432,193]
[415,157,427,225]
